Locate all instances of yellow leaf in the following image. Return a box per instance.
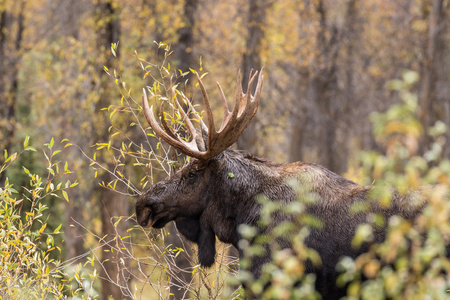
[39,223,47,234]
[62,190,69,202]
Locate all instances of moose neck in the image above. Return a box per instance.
[211,150,297,230]
[210,150,366,237]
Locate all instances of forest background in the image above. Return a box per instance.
[0,0,449,299]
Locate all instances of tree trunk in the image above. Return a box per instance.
[289,0,360,174]
[93,1,130,299]
[56,0,88,262]
[166,222,194,300]
[0,1,25,185]
[99,174,131,300]
[64,187,88,260]
[166,1,199,298]
[237,0,268,154]
[289,0,339,171]
[173,0,198,79]
[420,0,448,157]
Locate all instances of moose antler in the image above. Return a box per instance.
[142,69,264,161]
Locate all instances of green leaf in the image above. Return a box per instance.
[24,136,30,148]
[54,224,62,234]
[23,167,30,175]
[228,172,235,179]
[49,137,54,149]
[3,153,14,164]
[113,217,123,227]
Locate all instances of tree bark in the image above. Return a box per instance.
[173,0,199,82]
[419,0,448,157]
[99,174,131,300]
[166,1,199,298]
[0,1,25,185]
[289,0,360,174]
[237,0,268,154]
[289,0,339,171]
[420,0,443,124]
[165,222,194,300]
[64,187,88,260]
[94,1,130,299]
[56,0,88,262]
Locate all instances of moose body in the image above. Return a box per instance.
[135,69,426,298]
[136,149,423,298]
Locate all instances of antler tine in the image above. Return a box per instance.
[159,101,179,141]
[224,69,259,128]
[175,96,197,138]
[180,94,209,134]
[205,68,264,158]
[195,73,216,135]
[238,69,256,116]
[215,70,243,134]
[232,69,244,120]
[142,89,202,158]
[240,68,262,121]
[216,82,232,132]
[175,94,210,150]
[253,67,264,104]
[142,69,264,161]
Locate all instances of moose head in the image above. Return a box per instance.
[136,69,267,267]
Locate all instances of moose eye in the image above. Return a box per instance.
[186,171,200,184]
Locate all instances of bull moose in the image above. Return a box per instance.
[135,69,434,298]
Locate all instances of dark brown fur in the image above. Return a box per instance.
[136,149,424,298]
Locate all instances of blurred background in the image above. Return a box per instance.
[0,0,449,299]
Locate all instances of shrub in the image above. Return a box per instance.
[232,71,450,299]
[0,137,98,299]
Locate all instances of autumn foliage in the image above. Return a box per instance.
[1,0,449,299]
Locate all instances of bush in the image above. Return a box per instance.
[0,137,98,299]
[337,71,450,300]
[232,71,450,299]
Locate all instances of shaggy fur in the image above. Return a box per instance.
[135,149,424,299]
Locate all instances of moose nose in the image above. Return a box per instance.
[137,208,151,227]
[136,200,152,227]
[139,219,149,227]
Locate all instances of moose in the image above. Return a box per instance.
[136,69,432,298]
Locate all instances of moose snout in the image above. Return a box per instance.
[136,182,172,227]
[136,203,152,227]
[136,192,166,227]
